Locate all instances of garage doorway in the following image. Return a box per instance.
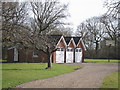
[66,48,74,63]
[75,48,82,63]
[56,48,64,63]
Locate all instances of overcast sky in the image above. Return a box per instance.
[19,0,108,31]
[60,0,108,31]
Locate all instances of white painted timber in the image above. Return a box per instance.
[75,48,82,63]
[66,48,74,63]
[14,48,18,61]
[56,48,64,63]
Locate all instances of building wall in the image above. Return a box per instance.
[67,41,75,48]
[52,52,56,63]
[7,48,48,63]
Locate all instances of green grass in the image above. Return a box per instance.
[100,71,119,88]
[2,63,80,89]
[0,60,7,63]
[84,59,120,63]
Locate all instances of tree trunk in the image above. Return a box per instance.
[46,47,52,69]
[47,53,52,68]
[95,41,99,58]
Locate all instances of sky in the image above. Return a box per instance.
[60,0,108,31]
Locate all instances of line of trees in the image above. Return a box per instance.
[75,0,120,59]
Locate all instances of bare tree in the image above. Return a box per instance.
[86,17,106,55]
[30,1,68,34]
[2,2,29,59]
[76,17,106,57]
[104,0,120,18]
[29,1,69,68]
[2,2,28,48]
[100,15,118,42]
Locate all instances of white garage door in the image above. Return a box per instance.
[56,48,64,63]
[75,48,82,63]
[66,48,74,63]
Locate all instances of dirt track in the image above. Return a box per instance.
[17,63,118,88]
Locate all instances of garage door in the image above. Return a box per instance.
[75,48,82,63]
[66,48,74,63]
[56,48,64,63]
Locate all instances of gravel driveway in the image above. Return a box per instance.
[17,63,118,88]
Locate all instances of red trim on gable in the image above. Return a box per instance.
[67,41,75,48]
[56,39,66,48]
[67,38,76,48]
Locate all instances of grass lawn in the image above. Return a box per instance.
[0,60,7,63]
[100,71,119,88]
[2,63,80,89]
[84,59,120,63]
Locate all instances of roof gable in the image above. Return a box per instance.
[51,35,62,45]
[77,38,86,50]
[56,36,67,48]
[68,38,76,47]
[64,37,71,45]
[73,37,81,45]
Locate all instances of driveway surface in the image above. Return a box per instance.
[17,63,119,88]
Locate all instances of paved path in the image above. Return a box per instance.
[17,63,118,88]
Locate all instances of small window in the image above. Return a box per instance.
[70,49,73,51]
[76,49,78,52]
[57,48,64,51]
[67,48,73,52]
[57,48,60,51]
[61,48,64,51]
[67,48,69,51]
[79,49,82,52]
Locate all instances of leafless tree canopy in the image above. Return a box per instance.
[30,1,69,34]
[2,2,28,48]
[104,0,120,18]
[76,17,106,54]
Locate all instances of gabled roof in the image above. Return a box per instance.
[53,35,67,47]
[64,37,71,44]
[50,35,86,50]
[51,35,62,45]
[68,38,76,47]
[73,37,81,45]
[51,35,82,46]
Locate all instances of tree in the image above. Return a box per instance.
[104,0,120,18]
[2,2,28,48]
[100,0,120,59]
[76,17,106,58]
[30,1,68,34]
[30,1,69,68]
[2,2,29,59]
[86,17,106,55]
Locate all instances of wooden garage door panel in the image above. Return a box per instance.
[66,48,73,63]
[75,48,82,63]
[56,51,64,63]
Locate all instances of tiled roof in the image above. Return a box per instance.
[51,35,81,45]
[73,37,81,45]
[64,37,71,44]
